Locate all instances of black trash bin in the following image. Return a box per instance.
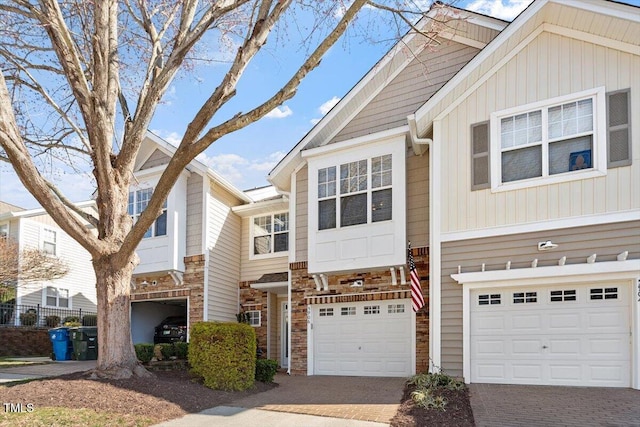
[48,327,73,361]
[70,327,98,360]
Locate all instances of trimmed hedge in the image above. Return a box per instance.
[134,342,189,363]
[134,344,155,363]
[255,359,278,383]
[189,321,256,391]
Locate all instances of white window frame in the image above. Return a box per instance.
[246,310,261,327]
[490,87,607,192]
[249,211,289,260]
[44,286,70,308]
[41,228,58,256]
[128,188,167,239]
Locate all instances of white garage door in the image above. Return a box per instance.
[471,283,631,387]
[313,299,412,377]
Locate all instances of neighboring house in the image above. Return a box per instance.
[266,0,640,391]
[0,200,98,325]
[267,3,506,377]
[129,132,252,344]
[409,0,640,390]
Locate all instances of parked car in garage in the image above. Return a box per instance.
[153,316,187,344]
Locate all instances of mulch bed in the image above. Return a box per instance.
[0,369,276,424]
[390,383,475,427]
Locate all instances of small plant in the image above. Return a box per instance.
[134,343,155,363]
[236,312,250,324]
[411,388,447,410]
[63,316,81,327]
[45,315,60,327]
[407,371,464,412]
[255,359,278,383]
[20,310,37,326]
[173,342,189,360]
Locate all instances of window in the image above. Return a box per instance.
[478,294,501,305]
[318,154,392,230]
[128,188,167,238]
[46,286,69,308]
[341,307,356,316]
[590,287,618,300]
[364,305,380,315]
[251,213,289,257]
[550,289,576,302]
[0,223,8,240]
[42,229,57,256]
[388,304,405,314]
[513,291,537,304]
[499,95,594,183]
[319,308,334,317]
[246,310,261,326]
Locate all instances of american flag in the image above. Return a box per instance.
[408,243,425,312]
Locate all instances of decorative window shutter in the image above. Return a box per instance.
[607,89,631,168]
[471,121,490,190]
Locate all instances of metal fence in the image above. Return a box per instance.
[0,303,97,328]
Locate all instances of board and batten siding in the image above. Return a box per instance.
[185,173,203,256]
[295,165,309,263]
[332,42,481,144]
[439,31,640,234]
[239,216,289,283]
[440,220,640,377]
[17,219,97,312]
[206,184,242,322]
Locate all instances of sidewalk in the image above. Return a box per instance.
[0,358,96,383]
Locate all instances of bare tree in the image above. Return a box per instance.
[0,0,449,378]
[0,237,69,286]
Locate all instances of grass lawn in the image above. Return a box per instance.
[0,357,50,369]
[0,407,155,427]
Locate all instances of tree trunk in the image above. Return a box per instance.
[91,254,152,379]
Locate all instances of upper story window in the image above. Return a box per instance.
[318,154,392,230]
[251,212,288,258]
[46,286,69,308]
[128,188,167,238]
[42,229,57,256]
[0,223,8,240]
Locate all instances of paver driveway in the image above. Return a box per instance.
[469,383,640,427]
[230,373,406,424]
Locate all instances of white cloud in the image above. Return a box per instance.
[196,150,286,189]
[319,96,341,115]
[265,105,293,119]
[310,118,321,125]
[465,0,532,21]
[150,129,182,146]
[248,151,286,172]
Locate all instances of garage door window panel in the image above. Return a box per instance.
[478,294,501,305]
[388,304,405,314]
[319,308,334,316]
[364,305,380,315]
[550,289,576,302]
[513,291,537,304]
[590,287,618,300]
[341,307,356,316]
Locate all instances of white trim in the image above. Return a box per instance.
[441,209,640,242]
[202,252,209,321]
[43,285,72,309]
[430,119,442,372]
[250,282,288,291]
[248,211,290,261]
[455,262,640,389]
[289,170,297,264]
[231,197,288,216]
[40,226,58,257]
[0,200,97,221]
[550,0,640,23]
[281,300,289,368]
[287,271,292,374]
[544,23,640,56]
[441,31,487,50]
[301,126,409,159]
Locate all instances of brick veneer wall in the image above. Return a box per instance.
[131,254,206,331]
[239,281,268,357]
[289,247,430,375]
[0,328,51,357]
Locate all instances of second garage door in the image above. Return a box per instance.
[471,282,631,387]
[313,299,412,377]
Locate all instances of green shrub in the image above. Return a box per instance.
[408,372,465,391]
[20,311,37,326]
[255,359,278,383]
[173,342,189,360]
[411,388,447,410]
[189,321,256,391]
[45,315,60,327]
[63,316,81,327]
[82,315,97,326]
[134,344,155,363]
[159,343,175,359]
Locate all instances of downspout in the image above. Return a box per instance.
[407,114,439,373]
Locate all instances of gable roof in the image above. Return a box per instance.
[139,131,251,203]
[268,3,507,191]
[412,0,640,134]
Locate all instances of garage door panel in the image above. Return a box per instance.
[470,283,631,387]
[313,299,412,377]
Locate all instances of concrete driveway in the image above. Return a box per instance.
[469,383,640,427]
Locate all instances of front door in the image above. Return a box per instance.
[281,302,289,368]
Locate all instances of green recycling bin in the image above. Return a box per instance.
[70,327,98,360]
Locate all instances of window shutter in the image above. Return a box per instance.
[607,89,631,168]
[471,121,490,190]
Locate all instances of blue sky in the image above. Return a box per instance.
[1,0,638,209]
